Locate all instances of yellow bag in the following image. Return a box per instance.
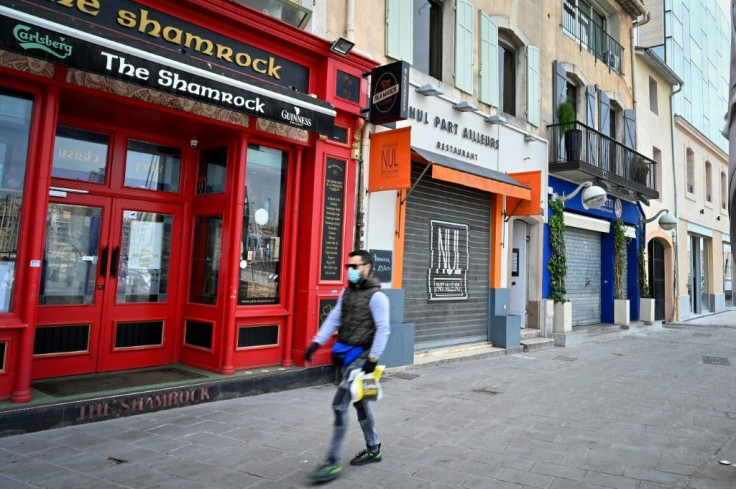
[348,366,385,402]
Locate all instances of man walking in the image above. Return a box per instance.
[304,250,391,483]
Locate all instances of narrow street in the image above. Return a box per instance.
[2,315,736,489]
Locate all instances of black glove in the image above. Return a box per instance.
[304,342,319,362]
[362,358,377,374]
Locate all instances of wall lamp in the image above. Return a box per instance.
[485,114,507,124]
[554,181,608,210]
[644,209,677,231]
[415,83,443,96]
[453,101,478,112]
[330,36,355,56]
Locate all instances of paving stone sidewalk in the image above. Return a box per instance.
[1,319,736,488]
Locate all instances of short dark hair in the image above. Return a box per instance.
[349,249,372,266]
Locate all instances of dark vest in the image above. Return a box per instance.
[338,276,381,347]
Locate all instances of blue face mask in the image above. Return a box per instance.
[347,268,362,283]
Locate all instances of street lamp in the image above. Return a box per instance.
[644,209,676,231]
[555,181,608,210]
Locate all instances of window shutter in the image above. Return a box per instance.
[598,91,611,171]
[386,0,413,63]
[455,0,474,94]
[526,45,540,127]
[623,109,636,148]
[479,12,498,106]
[586,86,597,166]
[553,60,567,121]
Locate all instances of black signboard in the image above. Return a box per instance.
[320,159,345,281]
[369,249,392,283]
[369,60,409,124]
[428,220,469,301]
[318,299,338,326]
[0,13,335,134]
[12,0,310,91]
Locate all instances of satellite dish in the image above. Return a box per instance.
[254,208,269,225]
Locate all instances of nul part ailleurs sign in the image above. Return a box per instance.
[368,127,411,192]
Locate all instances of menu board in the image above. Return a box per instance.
[320,159,345,281]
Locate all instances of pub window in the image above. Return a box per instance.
[0,88,33,313]
[413,0,443,80]
[52,126,108,183]
[238,145,288,305]
[124,140,181,193]
[0,341,5,372]
[189,215,222,304]
[197,146,227,194]
[498,40,516,116]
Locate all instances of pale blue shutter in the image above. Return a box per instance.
[553,60,567,120]
[623,109,636,148]
[386,0,412,63]
[479,12,498,106]
[455,0,474,94]
[586,86,596,166]
[598,91,611,171]
[526,45,540,127]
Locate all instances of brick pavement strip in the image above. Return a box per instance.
[1,319,736,488]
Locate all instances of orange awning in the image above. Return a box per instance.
[412,147,531,200]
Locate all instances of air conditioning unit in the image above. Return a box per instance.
[603,51,619,69]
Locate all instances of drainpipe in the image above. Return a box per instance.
[346,0,355,41]
[670,83,683,321]
[630,11,651,115]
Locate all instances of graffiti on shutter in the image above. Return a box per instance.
[428,220,469,301]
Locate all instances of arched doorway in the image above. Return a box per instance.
[648,239,666,320]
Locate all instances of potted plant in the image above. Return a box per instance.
[548,196,571,333]
[612,218,630,327]
[638,246,655,323]
[558,101,582,162]
[630,155,650,185]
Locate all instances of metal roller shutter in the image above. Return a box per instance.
[403,163,491,349]
[565,228,601,325]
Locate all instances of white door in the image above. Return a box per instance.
[509,221,527,328]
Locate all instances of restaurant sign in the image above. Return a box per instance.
[428,220,469,301]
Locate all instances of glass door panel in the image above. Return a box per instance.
[116,210,173,304]
[40,203,102,305]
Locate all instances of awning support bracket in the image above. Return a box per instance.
[504,198,524,222]
[400,163,433,206]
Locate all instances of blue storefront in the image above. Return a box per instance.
[543,177,642,325]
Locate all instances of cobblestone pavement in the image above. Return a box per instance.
[1,317,736,488]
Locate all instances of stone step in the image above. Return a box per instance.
[521,337,555,352]
[520,328,541,340]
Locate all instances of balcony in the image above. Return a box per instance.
[562,3,624,74]
[548,121,659,199]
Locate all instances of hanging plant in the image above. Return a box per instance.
[547,196,567,303]
[638,246,651,299]
[612,218,627,300]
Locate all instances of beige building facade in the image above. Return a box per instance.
[675,116,732,318]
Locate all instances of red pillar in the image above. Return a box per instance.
[12,88,59,402]
[281,148,303,367]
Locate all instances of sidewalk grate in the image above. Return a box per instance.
[702,356,731,366]
[554,356,578,362]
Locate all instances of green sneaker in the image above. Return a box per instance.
[349,445,382,466]
[310,462,342,482]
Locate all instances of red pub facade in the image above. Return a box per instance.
[0,0,373,402]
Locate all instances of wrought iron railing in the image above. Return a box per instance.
[548,121,658,193]
[562,2,624,74]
